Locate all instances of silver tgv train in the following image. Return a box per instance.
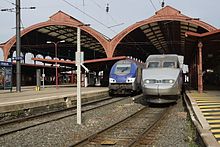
[141,54,184,103]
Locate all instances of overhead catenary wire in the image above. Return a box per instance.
[61,0,150,59]
[157,0,161,4]
[90,0,122,28]
[3,0,15,5]
[91,0,102,9]
[149,0,157,11]
[61,0,117,34]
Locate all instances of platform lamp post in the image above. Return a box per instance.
[46,40,65,89]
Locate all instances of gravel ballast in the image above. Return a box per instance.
[0,96,199,147]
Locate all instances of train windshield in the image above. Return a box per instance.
[148,62,160,68]
[163,61,175,68]
[114,63,131,75]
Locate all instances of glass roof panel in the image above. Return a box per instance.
[37,28,50,33]
[57,35,67,39]
[46,26,58,31]
[152,26,160,30]
[48,32,59,36]
[143,29,152,34]
[150,22,158,27]
[140,25,149,30]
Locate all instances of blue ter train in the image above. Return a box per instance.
[108,59,145,96]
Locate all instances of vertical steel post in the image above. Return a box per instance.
[198,41,203,93]
[16,0,21,92]
[42,68,45,89]
[36,69,41,91]
[55,43,58,89]
[77,27,81,124]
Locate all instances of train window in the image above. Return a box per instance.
[115,64,131,75]
[148,62,160,68]
[163,62,175,68]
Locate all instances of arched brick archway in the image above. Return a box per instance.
[2,11,110,61]
[110,6,216,57]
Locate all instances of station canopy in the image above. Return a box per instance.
[34,25,106,58]
[2,6,220,69]
[111,6,217,64]
[4,11,109,70]
[185,30,220,70]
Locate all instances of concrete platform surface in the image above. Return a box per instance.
[0,86,108,113]
[186,90,220,147]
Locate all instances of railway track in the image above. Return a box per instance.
[71,105,170,146]
[0,95,142,137]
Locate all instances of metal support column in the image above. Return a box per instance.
[76,27,82,125]
[55,43,58,89]
[36,69,41,91]
[198,41,203,93]
[42,68,45,89]
[16,0,21,92]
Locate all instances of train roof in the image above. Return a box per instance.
[116,59,133,64]
[114,59,145,67]
[146,54,183,63]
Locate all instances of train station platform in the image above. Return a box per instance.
[0,86,108,120]
[185,90,220,147]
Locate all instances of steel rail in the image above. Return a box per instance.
[0,96,112,126]
[0,95,142,137]
[128,106,171,146]
[70,102,170,147]
[69,107,148,147]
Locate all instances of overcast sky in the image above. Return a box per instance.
[0,0,220,59]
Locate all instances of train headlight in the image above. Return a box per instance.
[162,79,175,84]
[145,80,150,84]
[126,77,135,83]
[109,78,116,83]
[144,79,156,84]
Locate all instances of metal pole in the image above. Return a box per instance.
[55,43,58,89]
[16,0,21,92]
[42,68,45,89]
[77,27,81,124]
[198,42,203,93]
[36,69,41,91]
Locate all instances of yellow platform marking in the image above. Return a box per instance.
[197,101,220,103]
[210,124,220,128]
[213,134,220,138]
[201,109,220,113]
[205,116,220,119]
[203,112,220,115]
[199,105,220,109]
[198,103,220,106]
[194,95,220,99]
[211,129,220,133]
[200,107,220,110]
[193,96,220,99]
[208,120,220,123]
[194,96,220,98]
[196,99,220,101]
